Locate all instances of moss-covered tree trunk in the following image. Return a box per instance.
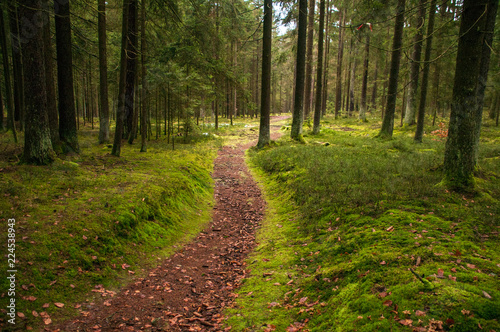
[443,0,490,192]
[257,0,272,148]
[291,0,307,141]
[378,0,405,139]
[403,0,424,126]
[21,0,54,165]
[414,0,437,143]
[312,0,325,134]
[98,0,110,144]
[54,0,79,153]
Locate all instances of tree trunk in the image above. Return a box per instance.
[378,0,406,138]
[414,0,437,143]
[112,0,130,156]
[334,8,344,119]
[304,0,315,119]
[321,0,331,116]
[98,0,110,144]
[257,0,272,148]
[0,7,17,142]
[140,0,147,152]
[8,3,24,130]
[313,0,325,134]
[371,58,378,111]
[21,0,54,164]
[125,0,138,140]
[41,0,59,149]
[403,0,424,126]
[359,33,370,122]
[473,0,498,158]
[54,0,79,153]
[291,0,307,141]
[444,0,491,192]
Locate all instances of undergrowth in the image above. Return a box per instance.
[227,114,500,331]
[0,120,233,330]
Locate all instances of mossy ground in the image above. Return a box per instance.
[0,118,253,330]
[226,114,500,331]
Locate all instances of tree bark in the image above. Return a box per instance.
[291,0,308,141]
[112,0,130,156]
[403,0,424,126]
[378,0,406,138]
[444,0,490,191]
[257,0,272,148]
[321,0,330,116]
[304,0,315,119]
[414,0,437,142]
[21,0,54,164]
[54,0,79,153]
[98,0,110,144]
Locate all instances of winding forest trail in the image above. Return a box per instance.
[55,116,288,332]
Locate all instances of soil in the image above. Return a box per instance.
[51,116,289,332]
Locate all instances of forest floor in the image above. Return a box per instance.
[50,116,289,331]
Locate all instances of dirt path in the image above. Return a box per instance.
[53,116,288,332]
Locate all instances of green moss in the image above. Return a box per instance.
[226,115,500,331]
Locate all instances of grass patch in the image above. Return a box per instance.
[0,121,227,330]
[227,114,500,331]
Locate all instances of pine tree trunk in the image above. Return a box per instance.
[414,0,437,142]
[98,0,110,144]
[371,58,378,111]
[313,0,325,134]
[359,33,370,122]
[291,0,307,140]
[378,0,406,138]
[0,7,16,142]
[304,0,315,119]
[54,0,79,152]
[473,0,498,158]
[257,0,272,148]
[8,3,24,130]
[334,8,344,119]
[41,0,59,149]
[21,0,54,164]
[403,0,424,126]
[112,0,130,156]
[125,0,138,140]
[444,0,491,191]
[321,0,330,116]
[140,0,147,152]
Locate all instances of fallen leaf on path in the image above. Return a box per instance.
[482,291,492,299]
[399,319,412,326]
[54,302,65,308]
[383,300,393,306]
